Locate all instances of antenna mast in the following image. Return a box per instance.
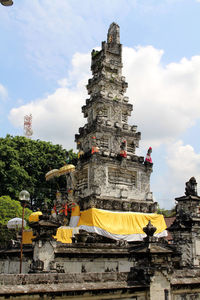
[24,114,33,138]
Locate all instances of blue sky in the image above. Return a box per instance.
[1,0,200,209]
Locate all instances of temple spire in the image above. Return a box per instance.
[107,22,120,44]
[74,23,154,213]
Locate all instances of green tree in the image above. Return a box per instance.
[157,206,176,217]
[0,195,32,248]
[0,135,77,209]
[0,195,32,226]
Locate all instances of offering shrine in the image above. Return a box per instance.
[75,22,156,214]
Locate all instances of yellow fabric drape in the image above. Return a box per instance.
[55,227,73,243]
[78,208,166,235]
[23,208,167,244]
[22,230,35,244]
[22,228,73,244]
[71,205,80,217]
[29,211,42,223]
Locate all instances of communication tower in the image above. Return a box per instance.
[24,114,33,138]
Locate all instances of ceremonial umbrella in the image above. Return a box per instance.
[45,169,59,181]
[59,164,75,176]
[7,217,26,229]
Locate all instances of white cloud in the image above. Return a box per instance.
[9,52,90,149]
[0,84,8,100]
[156,140,200,208]
[123,46,200,148]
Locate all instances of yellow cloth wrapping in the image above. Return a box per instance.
[71,205,80,217]
[23,228,73,244]
[22,208,167,244]
[78,208,166,235]
[22,230,35,244]
[29,211,42,223]
[55,227,73,243]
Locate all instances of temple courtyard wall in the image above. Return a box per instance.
[0,270,200,299]
[1,246,200,299]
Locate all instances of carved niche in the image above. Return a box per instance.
[108,167,137,188]
[76,167,88,190]
[99,136,109,150]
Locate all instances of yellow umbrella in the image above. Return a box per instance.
[45,169,59,181]
[59,164,75,176]
[29,211,42,223]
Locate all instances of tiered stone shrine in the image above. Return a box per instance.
[75,23,156,213]
[2,23,200,300]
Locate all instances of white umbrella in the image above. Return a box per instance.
[7,217,26,229]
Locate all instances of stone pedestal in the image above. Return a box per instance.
[29,211,59,273]
[169,193,200,268]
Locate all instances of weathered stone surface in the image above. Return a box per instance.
[74,22,154,213]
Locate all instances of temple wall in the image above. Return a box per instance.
[0,248,134,274]
[0,257,31,274]
[54,256,133,274]
[172,291,200,300]
[149,271,171,300]
[0,272,148,299]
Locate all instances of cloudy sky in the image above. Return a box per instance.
[1,0,200,209]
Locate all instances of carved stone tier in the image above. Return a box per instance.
[74,153,154,212]
[82,96,133,126]
[75,123,140,156]
[74,22,154,213]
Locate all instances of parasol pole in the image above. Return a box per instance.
[18,190,30,274]
[19,203,25,274]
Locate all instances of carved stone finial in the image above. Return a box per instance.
[107,22,120,44]
[185,177,198,196]
[143,221,157,237]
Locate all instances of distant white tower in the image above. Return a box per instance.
[24,114,33,138]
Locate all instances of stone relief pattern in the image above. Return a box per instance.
[94,165,107,187]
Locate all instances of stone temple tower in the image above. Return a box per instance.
[75,23,156,213]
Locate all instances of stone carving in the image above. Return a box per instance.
[91,136,99,155]
[108,167,136,187]
[99,137,109,150]
[74,21,153,213]
[143,221,157,237]
[76,167,88,190]
[145,147,152,164]
[185,177,198,196]
[119,140,127,158]
[30,259,44,273]
[122,112,128,123]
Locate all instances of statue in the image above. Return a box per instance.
[51,191,68,225]
[185,177,198,196]
[77,141,84,159]
[91,136,99,154]
[119,140,127,158]
[145,147,152,164]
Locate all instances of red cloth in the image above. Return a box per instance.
[120,150,127,158]
[145,154,152,163]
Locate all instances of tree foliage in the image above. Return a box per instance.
[157,206,176,217]
[0,135,77,209]
[0,195,32,248]
[0,195,32,226]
